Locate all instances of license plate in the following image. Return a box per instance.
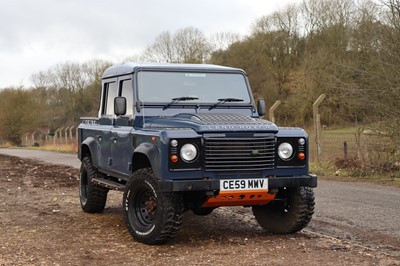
[220,178,268,191]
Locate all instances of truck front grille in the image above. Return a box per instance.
[203,137,275,171]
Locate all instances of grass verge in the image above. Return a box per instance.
[310,161,400,187]
[12,144,77,153]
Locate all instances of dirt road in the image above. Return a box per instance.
[0,149,399,265]
[0,148,81,168]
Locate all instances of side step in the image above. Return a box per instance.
[91,177,125,191]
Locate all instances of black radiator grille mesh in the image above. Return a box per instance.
[203,137,275,171]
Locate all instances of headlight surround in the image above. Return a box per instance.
[180,143,198,162]
[278,142,293,160]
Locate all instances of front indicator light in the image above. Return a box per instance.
[298,152,305,160]
[278,142,293,160]
[170,155,178,163]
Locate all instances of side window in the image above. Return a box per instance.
[120,79,133,116]
[104,82,118,116]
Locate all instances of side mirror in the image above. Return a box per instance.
[114,97,127,116]
[257,98,266,116]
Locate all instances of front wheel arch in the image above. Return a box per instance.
[133,143,161,178]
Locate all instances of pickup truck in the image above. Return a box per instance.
[77,63,317,245]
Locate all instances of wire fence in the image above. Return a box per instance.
[21,126,78,147]
[19,126,363,161]
[308,131,359,162]
[309,128,400,175]
[16,125,398,172]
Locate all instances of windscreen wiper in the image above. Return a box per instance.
[163,96,199,110]
[209,98,244,110]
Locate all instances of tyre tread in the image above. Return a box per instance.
[288,187,315,233]
[253,187,315,234]
[80,156,108,213]
[123,168,184,245]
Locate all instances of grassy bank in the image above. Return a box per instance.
[2,144,76,154]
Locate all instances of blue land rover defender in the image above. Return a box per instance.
[78,63,317,245]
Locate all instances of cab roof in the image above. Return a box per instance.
[102,62,247,79]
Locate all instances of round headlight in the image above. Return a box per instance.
[180,144,198,162]
[278,142,293,160]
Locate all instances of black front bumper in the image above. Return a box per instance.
[159,174,317,192]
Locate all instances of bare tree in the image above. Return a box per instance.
[251,4,303,97]
[122,54,146,63]
[380,0,400,28]
[173,27,211,63]
[143,31,176,62]
[301,0,356,34]
[29,59,112,126]
[209,32,242,51]
[143,27,211,63]
[0,88,41,145]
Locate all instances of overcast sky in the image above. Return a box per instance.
[0,0,300,88]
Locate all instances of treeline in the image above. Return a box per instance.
[213,0,400,130]
[1,0,400,146]
[0,60,112,144]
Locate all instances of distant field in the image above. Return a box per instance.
[308,127,359,162]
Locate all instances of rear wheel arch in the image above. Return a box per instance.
[80,137,99,168]
[81,144,91,159]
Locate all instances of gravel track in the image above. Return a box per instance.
[0,149,399,265]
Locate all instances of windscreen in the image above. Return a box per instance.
[137,71,251,104]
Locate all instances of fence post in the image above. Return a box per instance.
[65,126,70,144]
[313,94,326,162]
[54,128,60,145]
[60,127,65,145]
[269,100,281,124]
[69,126,75,143]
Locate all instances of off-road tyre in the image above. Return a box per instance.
[79,156,108,213]
[123,168,184,245]
[252,187,315,234]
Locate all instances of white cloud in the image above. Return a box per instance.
[0,0,301,88]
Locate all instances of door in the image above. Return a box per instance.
[98,79,117,170]
[110,78,135,175]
